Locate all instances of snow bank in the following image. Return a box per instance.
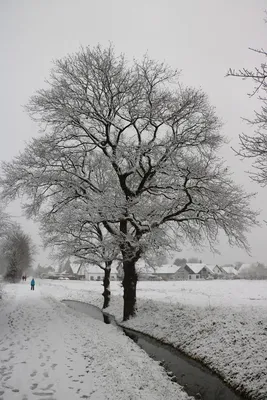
[40,279,267,400]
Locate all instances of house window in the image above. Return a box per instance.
[97,276,101,281]
[196,275,199,279]
[189,275,191,280]
[90,276,94,281]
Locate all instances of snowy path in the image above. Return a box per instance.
[0,283,190,400]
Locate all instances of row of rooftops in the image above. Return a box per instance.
[52,260,263,277]
[145,263,265,276]
[138,263,242,276]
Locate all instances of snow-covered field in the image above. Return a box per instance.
[41,279,267,308]
[0,283,191,400]
[40,279,267,400]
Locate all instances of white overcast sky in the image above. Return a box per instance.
[0,0,266,266]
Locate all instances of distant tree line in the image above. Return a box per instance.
[239,263,267,280]
[34,264,55,277]
[0,208,35,282]
[173,257,202,266]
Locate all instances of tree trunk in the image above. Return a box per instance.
[119,219,140,321]
[122,257,138,321]
[102,261,111,309]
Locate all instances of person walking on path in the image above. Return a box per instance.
[30,278,35,291]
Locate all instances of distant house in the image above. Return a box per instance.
[206,264,221,275]
[154,264,180,280]
[77,264,118,281]
[71,263,81,275]
[203,264,226,278]
[187,263,209,280]
[220,265,238,278]
[174,265,189,280]
[174,263,215,280]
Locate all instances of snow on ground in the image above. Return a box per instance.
[43,279,267,308]
[40,279,267,400]
[0,282,191,400]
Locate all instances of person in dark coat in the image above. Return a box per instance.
[30,278,35,290]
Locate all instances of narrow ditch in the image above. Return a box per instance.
[62,299,247,400]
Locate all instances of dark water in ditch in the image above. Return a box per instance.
[62,300,246,400]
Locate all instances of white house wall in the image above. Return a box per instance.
[188,274,200,280]
[84,272,117,281]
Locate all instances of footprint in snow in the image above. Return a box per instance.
[40,383,54,391]
[31,383,38,390]
[32,391,54,396]
[30,370,37,377]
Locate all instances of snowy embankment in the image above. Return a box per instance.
[40,279,267,400]
[0,283,191,400]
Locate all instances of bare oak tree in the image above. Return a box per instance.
[1,45,257,320]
